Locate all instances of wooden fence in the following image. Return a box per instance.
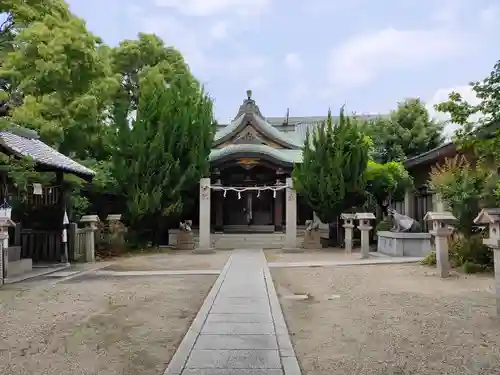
[19,229,61,262]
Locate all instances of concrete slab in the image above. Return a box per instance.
[206,313,273,324]
[185,349,281,369]
[194,334,278,350]
[182,369,283,375]
[201,322,275,335]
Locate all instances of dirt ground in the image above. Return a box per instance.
[102,250,231,271]
[265,248,366,263]
[0,273,217,375]
[272,264,500,375]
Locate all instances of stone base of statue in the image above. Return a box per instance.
[302,230,321,249]
[377,231,432,257]
[176,231,195,250]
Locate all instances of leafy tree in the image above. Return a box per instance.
[0,0,119,158]
[113,62,214,245]
[365,98,444,163]
[365,161,413,216]
[110,33,186,114]
[293,108,371,239]
[435,60,500,206]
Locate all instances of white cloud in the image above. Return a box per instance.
[284,53,302,71]
[153,0,271,16]
[328,27,468,88]
[210,21,229,39]
[427,84,481,137]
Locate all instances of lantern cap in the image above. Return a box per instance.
[81,214,100,223]
[341,213,356,220]
[423,211,456,223]
[473,208,500,225]
[355,212,376,220]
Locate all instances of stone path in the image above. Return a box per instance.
[164,249,301,375]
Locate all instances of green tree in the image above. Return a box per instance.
[435,60,500,206]
[0,0,118,158]
[113,62,214,245]
[365,161,413,216]
[365,98,444,163]
[293,108,371,240]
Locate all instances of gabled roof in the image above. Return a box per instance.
[0,127,95,179]
[213,90,302,149]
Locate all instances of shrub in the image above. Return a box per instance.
[421,251,436,266]
[376,218,392,232]
[449,233,493,270]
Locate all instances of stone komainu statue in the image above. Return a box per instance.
[387,208,421,232]
[179,220,192,232]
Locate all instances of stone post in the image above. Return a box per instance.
[80,215,99,262]
[355,213,375,258]
[403,189,414,217]
[424,211,457,278]
[341,213,356,253]
[195,178,214,253]
[283,177,300,252]
[474,208,500,314]
[0,218,14,284]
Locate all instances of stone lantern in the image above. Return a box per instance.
[473,208,500,314]
[355,212,376,258]
[80,215,100,262]
[424,211,457,278]
[341,213,356,253]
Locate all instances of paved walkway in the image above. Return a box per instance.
[164,249,301,375]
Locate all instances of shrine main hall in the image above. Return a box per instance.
[191,90,380,234]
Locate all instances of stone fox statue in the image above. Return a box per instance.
[387,208,421,233]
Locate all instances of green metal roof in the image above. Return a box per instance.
[209,144,303,164]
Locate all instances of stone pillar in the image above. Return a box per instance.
[424,211,456,278]
[404,189,414,217]
[0,218,15,283]
[473,208,500,314]
[341,213,356,253]
[196,178,214,253]
[432,193,446,212]
[355,213,375,259]
[81,215,99,262]
[283,177,300,252]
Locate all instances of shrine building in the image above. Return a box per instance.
[201,90,381,233]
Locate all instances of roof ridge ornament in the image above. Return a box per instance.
[235,89,264,119]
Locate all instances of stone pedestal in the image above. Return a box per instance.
[81,215,99,263]
[341,213,356,253]
[0,218,15,285]
[424,211,456,278]
[177,231,195,250]
[283,177,301,252]
[302,230,320,249]
[355,213,375,259]
[195,178,214,253]
[474,208,500,314]
[377,231,432,257]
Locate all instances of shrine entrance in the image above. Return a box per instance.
[212,163,287,232]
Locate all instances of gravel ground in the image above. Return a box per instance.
[102,250,231,271]
[265,248,364,263]
[272,264,500,375]
[0,274,217,375]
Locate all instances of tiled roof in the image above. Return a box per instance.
[0,128,96,178]
[214,113,302,149]
[210,144,302,164]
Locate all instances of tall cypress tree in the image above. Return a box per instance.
[293,107,370,239]
[113,62,214,244]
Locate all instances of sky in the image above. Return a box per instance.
[67,0,497,129]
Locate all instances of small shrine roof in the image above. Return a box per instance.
[0,127,95,179]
